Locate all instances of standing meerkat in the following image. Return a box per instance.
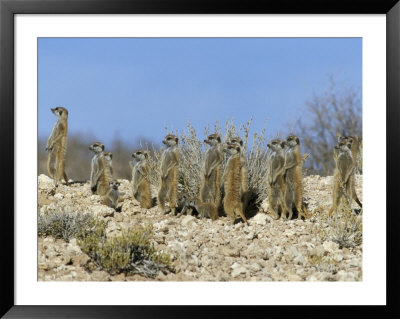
[335,134,362,210]
[102,180,120,209]
[229,136,249,212]
[200,133,223,208]
[104,151,114,177]
[328,140,361,216]
[46,106,70,187]
[131,150,152,209]
[158,134,179,215]
[266,139,287,220]
[222,143,248,225]
[282,135,309,220]
[89,142,111,196]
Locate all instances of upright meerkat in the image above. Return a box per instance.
[222,143,248,225]
[335,134,362,209]
[328,140,362,216]
[200,133,223,208]
[89,142,111,196]
[267,139,287,220]
[282,135,309,220]
[131,150,152,209]
[158,134,179,215]
[46,106,70,187]
[102,180,120,209]
[104,151,114,177]
[229,136,249,212]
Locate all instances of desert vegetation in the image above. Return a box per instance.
[38,78,363,281]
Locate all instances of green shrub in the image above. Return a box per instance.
[78,224,172,277]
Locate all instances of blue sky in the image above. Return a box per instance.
[38,38,362,147]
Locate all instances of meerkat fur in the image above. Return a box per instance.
[131,150,152,209]
[46,106,70,187]
[200,134,223,208]
[190,199,218,220]
[222,143,248,225]
[89,142,111,196]
[102,180,120,209]
[267,139,287,220]
[158,134,179,215]
[282,135,309,220]
[229,136,249,212]
[328,139,361,216]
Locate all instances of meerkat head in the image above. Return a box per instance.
[89,142,105,154]
[286,135,300,148]
[223,143,241,156]
[104,151,113,161]
[204,134,221,146]
[132,150,149,161]
[162,134,179,147]
[335,140,352,153]
[229,137,243,148]
[109,180,120,190]
[267,139,284,152]
[51,106,68,119]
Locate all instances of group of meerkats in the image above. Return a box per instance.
[45,107,362,225]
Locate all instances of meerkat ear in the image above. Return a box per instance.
[109,153,113,159]
[236,146,241,153]
[348,143,352,149]
[267,144,271,148]
[296,137,300,145]
[216,136,221,143]
[239,139,243,146]
[101,144,105,151]
[175,136,179,143]
[145,151,150,158]
[281,141,286,148]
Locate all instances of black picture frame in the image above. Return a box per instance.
[1,0,399,317]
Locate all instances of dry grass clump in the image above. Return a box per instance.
[78,224,172,277]
[38,210,172,277]
[319,196,363,249]
[38,210,99,242]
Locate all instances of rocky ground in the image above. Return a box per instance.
[37,174,363,281]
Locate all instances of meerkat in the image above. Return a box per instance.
[131,150,152,209]
[328,140,361,216]
[104,151,114,177]
[222,143,248,225]
[102,180,120,209]
[158,134,179,215]
[200,134,223,208]
[266,139,287,220]
[46,106,70,187]
[229,136,249,212]
[282,135,309,220]
[335,134,362,209]
[189,199,218,220]
[89,142,111,196]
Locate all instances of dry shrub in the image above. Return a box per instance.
[38,210,99,242]
[146,119,269,207]
[78,224,172,277]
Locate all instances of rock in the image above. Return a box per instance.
[252,213,268,225]
[288,274,302,281]
[54,193,64,200]
[181,215,197,227]
[90,270,111,281]
[90,205,114,218]
[231,263,247,278]
[323,241,339,253]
